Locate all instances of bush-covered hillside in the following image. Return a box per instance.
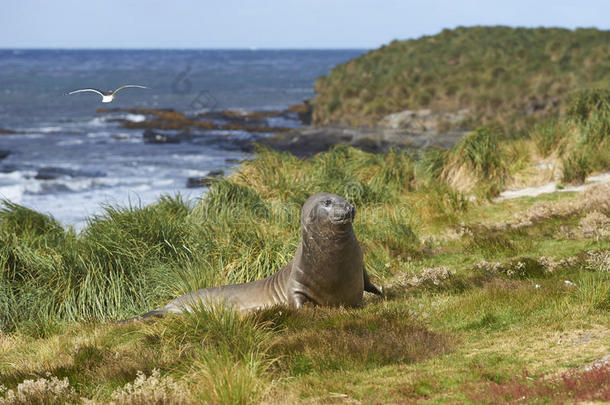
[312,26,610,131]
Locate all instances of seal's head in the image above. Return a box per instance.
[302,193,356,234]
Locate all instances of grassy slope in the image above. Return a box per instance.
[312,26,610,131]
[0,92,609,404]
[1,145,609,403]
[0,186,608,403]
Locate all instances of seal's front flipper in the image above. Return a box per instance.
[290,291,312,309]
[363,268,383,295]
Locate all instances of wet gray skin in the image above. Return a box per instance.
[121,192,381,322]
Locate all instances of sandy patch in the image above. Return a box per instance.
[496,172,610,201]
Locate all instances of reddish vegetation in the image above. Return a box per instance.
[466,364,610,404]
[287,103,310,114]
[268,311,453,373]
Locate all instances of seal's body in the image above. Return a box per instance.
[129,193,381,321]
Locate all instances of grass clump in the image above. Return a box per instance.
[565,88,610,124]
[0,200,65,238]
[161,304,276,405]
[0,195,195,332]
[562,150,590,184]
[442,126,508,198]
[559,88,610,184]
[530,119,566,158]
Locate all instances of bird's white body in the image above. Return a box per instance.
[67,85,147,103]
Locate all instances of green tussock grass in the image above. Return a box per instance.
[1,114,609,402]
[313,26,610,132]
[411,88,610,198]
[559,88,610,184]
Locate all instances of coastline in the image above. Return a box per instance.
[94,104,468,158]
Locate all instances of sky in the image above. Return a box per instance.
[1,0,608,49]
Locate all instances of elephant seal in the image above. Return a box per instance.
[123,192,381,322]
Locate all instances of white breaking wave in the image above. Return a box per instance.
[36,126,63,133]
[124,114,147,122]
[0,184,24,203]
[185,169,209,176]
[87,117,106,127]
[57,139,85,146]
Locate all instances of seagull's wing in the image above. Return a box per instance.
[112,85,148,95]
[67,88,106,98]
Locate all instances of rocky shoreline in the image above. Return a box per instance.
[98,103,310,133]
[96,104,467,158]
[258,125,466,157]
[1,104,468,163]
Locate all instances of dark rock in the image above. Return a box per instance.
[255,125,466,158]
[378,108,470,132]
[351,137,394,154]
[0,164,18,173]
[186,170,225,188]
[142,129,192,144]
[199,104,311,128]
[35,167,106,180]
[35,168,71,180]
[111,133,130,140]
[0,128,20,135]
[0,150,10,160]
[256,128,353,157]
[286,101,312,125]
[189,131,266,152]
[220,123,290,133]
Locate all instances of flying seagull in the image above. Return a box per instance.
[67,85,148,103]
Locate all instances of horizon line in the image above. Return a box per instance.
[0,46,372,51]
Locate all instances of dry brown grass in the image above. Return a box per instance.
[583,250,610,273]
[105,369,193,405]
[0,369,194,405]
[388,266,456,295]
[503,139,562,190]
[579,211,610,240]
[0,374,79,405]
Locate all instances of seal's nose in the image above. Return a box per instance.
[330,201,356,223]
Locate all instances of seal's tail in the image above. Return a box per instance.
[117,308,167,325]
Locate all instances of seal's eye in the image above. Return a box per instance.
[323,199,332,208]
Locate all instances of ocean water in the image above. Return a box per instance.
[0,49,364,229]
